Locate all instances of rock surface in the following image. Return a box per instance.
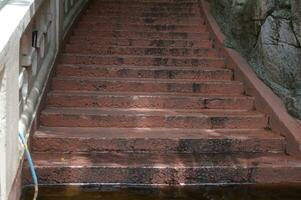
[211,0,301,119]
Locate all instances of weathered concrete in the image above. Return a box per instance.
[25,0,301,186]
[25,153,301,185]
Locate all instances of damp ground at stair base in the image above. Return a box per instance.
[21,184,301,200]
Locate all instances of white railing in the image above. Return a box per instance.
[0,0,9,10]
[18,0,88,141]
[0,0,88,199]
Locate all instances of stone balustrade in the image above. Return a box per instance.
[0,0,88,199]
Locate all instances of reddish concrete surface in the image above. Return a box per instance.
[64,46,219,56]
[56,65,232,80]
[59,54,226,68]
[32,127,284,154]
[69,32,211,41]
[25,0,301,186]
[47,91,255,110]
[25,153,301,185]
[51,77,243,94]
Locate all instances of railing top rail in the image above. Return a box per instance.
[0,0,9,11]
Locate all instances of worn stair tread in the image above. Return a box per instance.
[75,28,206,33]
[48,90,251,99]
[94,0,199,1]
[83,15,201,19]
[59,53,226,68]
[27,0,301,186]
[86,6,199,10]
[79,16,204,25]
[89,2,199,6]
[90,0,199,2]
[32,152,300,168]
[51,76,243,95]
[66,46,216,52]
[47,90,254,104]
[75,23,207,30]
[83,7,200,12]
[84,13,200,16]
[35,127,282,140]
[90,0,199,3]
[40,107,266,129]
[68,37,211,43]
[56,64,226,71]
[61,53,223,60]
[85,6,200,9]
[52,76,237,84]
[47,91,254,110]
[42,107,263,117]
[52,76,242,90]
[72,30,210,34]
[63,49,218,57]
[66,40,213,49]
[76,22,206,28]
[56,65,231,80]
[72,30,210,38]
[72,30,209,34]
[81,15,203,19]
[85,7,199,11]
[63,46,216,51]
[86,5,199,9]
[33,126,285,153]
[88,1,198,5]
[67,38,211,43]
[26,153,301,184]
[60,54,225,67]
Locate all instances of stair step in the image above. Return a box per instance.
[75,24,205,33]
[90,1,198,5]
[33,127,284,154]
[59,54,225,68]
[85,12,200,18]
[80,16,204,25]
[87,4,198,8]
[25,153,301,185]
[56,65,231,81]
[87,5,198,9]
[67,38,212,48]
[85,5,200,12]
[40,107,267,129]
[98,0,198,1]
[87,10,198,13]
[87,4,198,9]
[71,31,210,40]
[51,77,243,95]
[47,91,254,110]
[29,0,301,186]
[91,0,199,3]
[75,23,206,33]
[64,46,217,57]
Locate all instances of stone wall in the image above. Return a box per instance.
[210,0,301,119]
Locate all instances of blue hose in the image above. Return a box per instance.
[18,132,38,200]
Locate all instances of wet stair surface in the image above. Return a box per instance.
[27,0,301,185]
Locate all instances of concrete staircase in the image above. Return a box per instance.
[27,0,301,185]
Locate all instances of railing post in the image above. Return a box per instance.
[0,64,6,200]
[56,0,65,47]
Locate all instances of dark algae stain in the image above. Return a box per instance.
[22,185,301,200]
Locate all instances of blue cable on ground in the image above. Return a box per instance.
[19,132,38,200]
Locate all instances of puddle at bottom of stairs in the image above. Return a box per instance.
[21,184,301,200]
